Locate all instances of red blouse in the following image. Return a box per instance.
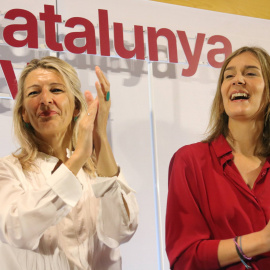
[166,135,270,270]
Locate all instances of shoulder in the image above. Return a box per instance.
[168,141,212,181]
[0,154,19,164]
[0,154,23,171]
[171,141,210,164]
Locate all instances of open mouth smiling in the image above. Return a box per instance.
[230,92,250,101]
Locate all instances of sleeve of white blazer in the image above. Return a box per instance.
[91,170,139,248]
[0,156,82,250]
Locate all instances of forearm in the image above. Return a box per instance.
[92,173,138,247]
[94,134,118,177]
[1,191,70,250]
[0,161,82,250]
[218,230,270,267]
[64,150,88,176]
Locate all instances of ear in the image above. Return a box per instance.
[73,108,80,118]
[22,108,30,123]
[73,97,81,118]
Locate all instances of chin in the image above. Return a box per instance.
[36,126,61,136]
[229,113,261,121]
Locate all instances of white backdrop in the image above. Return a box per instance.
[1,0,270,269]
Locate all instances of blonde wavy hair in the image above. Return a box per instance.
[13,56,96,174]
[204,46,270,156]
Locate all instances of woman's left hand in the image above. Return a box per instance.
[93,66,111,137]
[91,66,118,177]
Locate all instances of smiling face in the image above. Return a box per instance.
[221,52,266,122]
[22,68,78,140]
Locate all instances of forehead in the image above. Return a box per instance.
[226,51,261,69]
[24,68,66,87]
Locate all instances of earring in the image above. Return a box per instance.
[24,122,31,129]
[74,116,79,122]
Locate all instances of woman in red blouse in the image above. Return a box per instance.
[166,46,270,270]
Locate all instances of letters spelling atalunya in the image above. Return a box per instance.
[1,5,232,98]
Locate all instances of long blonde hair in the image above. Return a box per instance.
[13,56,95,173]
[204,46,270,156]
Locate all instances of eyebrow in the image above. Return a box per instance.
[224,65,261,72]
[25,83,66,90]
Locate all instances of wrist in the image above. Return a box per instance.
[93,132,109,153]
[93,129,107,140]
[69,150,88,168]
[97,166,119,177]
[259,228,270,253]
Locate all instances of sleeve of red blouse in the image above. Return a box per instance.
[165,150,220,270]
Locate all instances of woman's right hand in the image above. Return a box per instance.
[218,221,270,268]
[65,92,98,175]
[75,91,98,160]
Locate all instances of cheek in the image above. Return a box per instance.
[62,98,75,117]
[254,78,265,93]
[220,86,226,101]
[22,102,30,121]
[221,81,231,99]
[23,101,36,114]
[220,87,229,113]
[253,84,265,103]
[23,100,40,121]
[259,84,266,96]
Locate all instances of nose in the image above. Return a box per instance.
[232,73,245,86]
[40,89,53,106]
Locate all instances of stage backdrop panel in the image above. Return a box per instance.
[1,0,270,269]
